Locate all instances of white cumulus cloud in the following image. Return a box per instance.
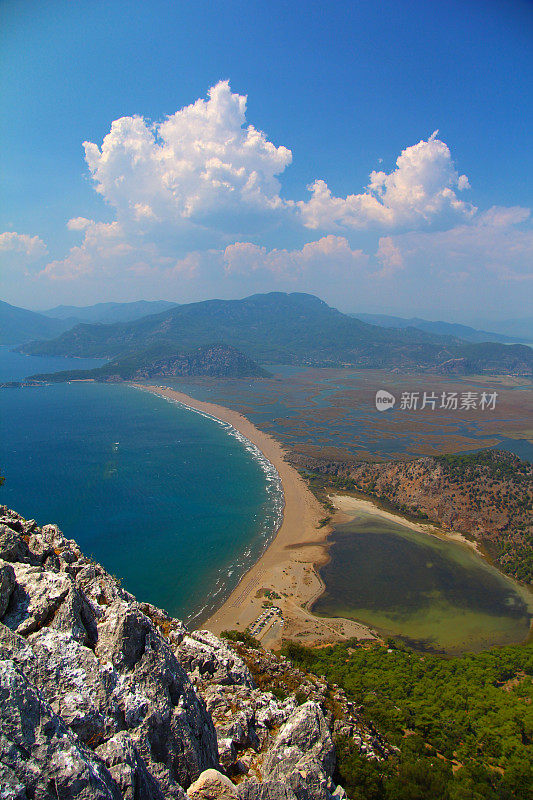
[40,220,157,281]
[298,131,475,230]
[10,82,531,316]
[0,231,48,291]
[372,206,533,289]
[223,235,369,280]
[82,80,292,231]
[0,231,47,262]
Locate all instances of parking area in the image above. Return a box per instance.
[248,606,284,639]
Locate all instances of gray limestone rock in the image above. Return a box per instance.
[0,761,27,800]
[263,702,335,777]
[0,658,121,800]
[262,703,336,800]
[95,601,153,671]
[0,512,220,798]
[176,631,254,688]
[217,736,238,769]
[96,732,169,800]
[0,559,16,618]
[2,564,72,636]
[0,525,33,565]
[237,781,299,800]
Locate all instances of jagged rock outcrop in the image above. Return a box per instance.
[0,507,217,799]
[0,657,122,800]
[176,630,254,688]
[261,702,336,800]
[0,506,392,799]
[237,782,298,800]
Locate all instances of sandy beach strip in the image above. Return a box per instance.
[129,383,376,648]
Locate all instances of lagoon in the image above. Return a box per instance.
[313,509,532,654]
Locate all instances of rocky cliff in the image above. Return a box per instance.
[0,506,391,800]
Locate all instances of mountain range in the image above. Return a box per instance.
[0,301,76,345]
[42,299,177,324]
[15,292,533,379]
[0,299,178,345]
[351,313,531,344]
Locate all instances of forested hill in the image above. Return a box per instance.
[284,639,533,800]
[27,343,268,382]
[17,292,533,375]
[1,299,179,344]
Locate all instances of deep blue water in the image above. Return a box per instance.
[0,345,107,382]
[0,349,283,624]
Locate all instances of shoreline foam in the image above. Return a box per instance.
[130,383,375,648]
[141,388,285,628]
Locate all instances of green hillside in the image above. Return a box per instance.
[284,639,533,800]
[18,292,533,375]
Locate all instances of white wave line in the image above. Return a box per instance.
[133,386,286,626]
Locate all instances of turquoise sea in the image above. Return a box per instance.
[0,348,283,624]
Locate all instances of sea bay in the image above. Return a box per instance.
[2,346,531,651]
[0,349,283,624]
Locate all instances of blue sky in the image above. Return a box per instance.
[1,0,532,321]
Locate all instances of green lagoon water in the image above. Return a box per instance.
[0,349,283,624]
[313,511,532,654]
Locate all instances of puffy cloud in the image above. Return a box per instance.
[376,236,404,278]
[81,85,476,240]
[0,231,47,263]
[223,235,369,280]
[9,82,531,316]
[373,206,533,289]
[67,217,93,231]
[298,131,475,230]
[82,80,292,231]
[0,231,48,292]
[41,220,138,281]
[475,205,530,228]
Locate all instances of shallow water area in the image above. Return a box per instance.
[313,510,532,654]
[152,368,533,463]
